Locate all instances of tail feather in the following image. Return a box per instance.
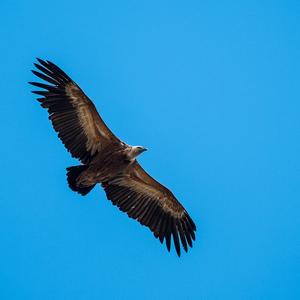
[66,165,96,196]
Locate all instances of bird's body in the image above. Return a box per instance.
[73,144,144,188]
[30,58,196,256]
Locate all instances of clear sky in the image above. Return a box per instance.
[0,0,299,299]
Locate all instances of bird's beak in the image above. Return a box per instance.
[142,147,148,152]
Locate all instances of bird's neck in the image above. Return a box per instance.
[126,146,140,160]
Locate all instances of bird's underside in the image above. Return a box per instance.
[30,58,196,256]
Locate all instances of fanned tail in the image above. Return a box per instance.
[66,165,96,196]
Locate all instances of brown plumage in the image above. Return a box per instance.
[30,58,196,256]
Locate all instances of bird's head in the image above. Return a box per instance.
[132,146,148,158]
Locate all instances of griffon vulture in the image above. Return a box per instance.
[29,58,196,256]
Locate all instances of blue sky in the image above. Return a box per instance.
[1,0,300,299]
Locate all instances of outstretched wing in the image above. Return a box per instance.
[30,58,121,164]
[102,161,196,256]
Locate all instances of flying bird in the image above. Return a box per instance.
[29,58,196,256]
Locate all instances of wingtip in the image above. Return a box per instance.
[182,241,188,253]
[36,57,45,64]
[191,230,196,241]
[188,215,197,231]
[33,63,41,69]
[31,90,47,95]
[35,58,51,69]
[46,59,58,68]
[166,240,171,252]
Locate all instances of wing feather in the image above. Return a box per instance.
[102,161,196,256]
[30,58,121,163]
